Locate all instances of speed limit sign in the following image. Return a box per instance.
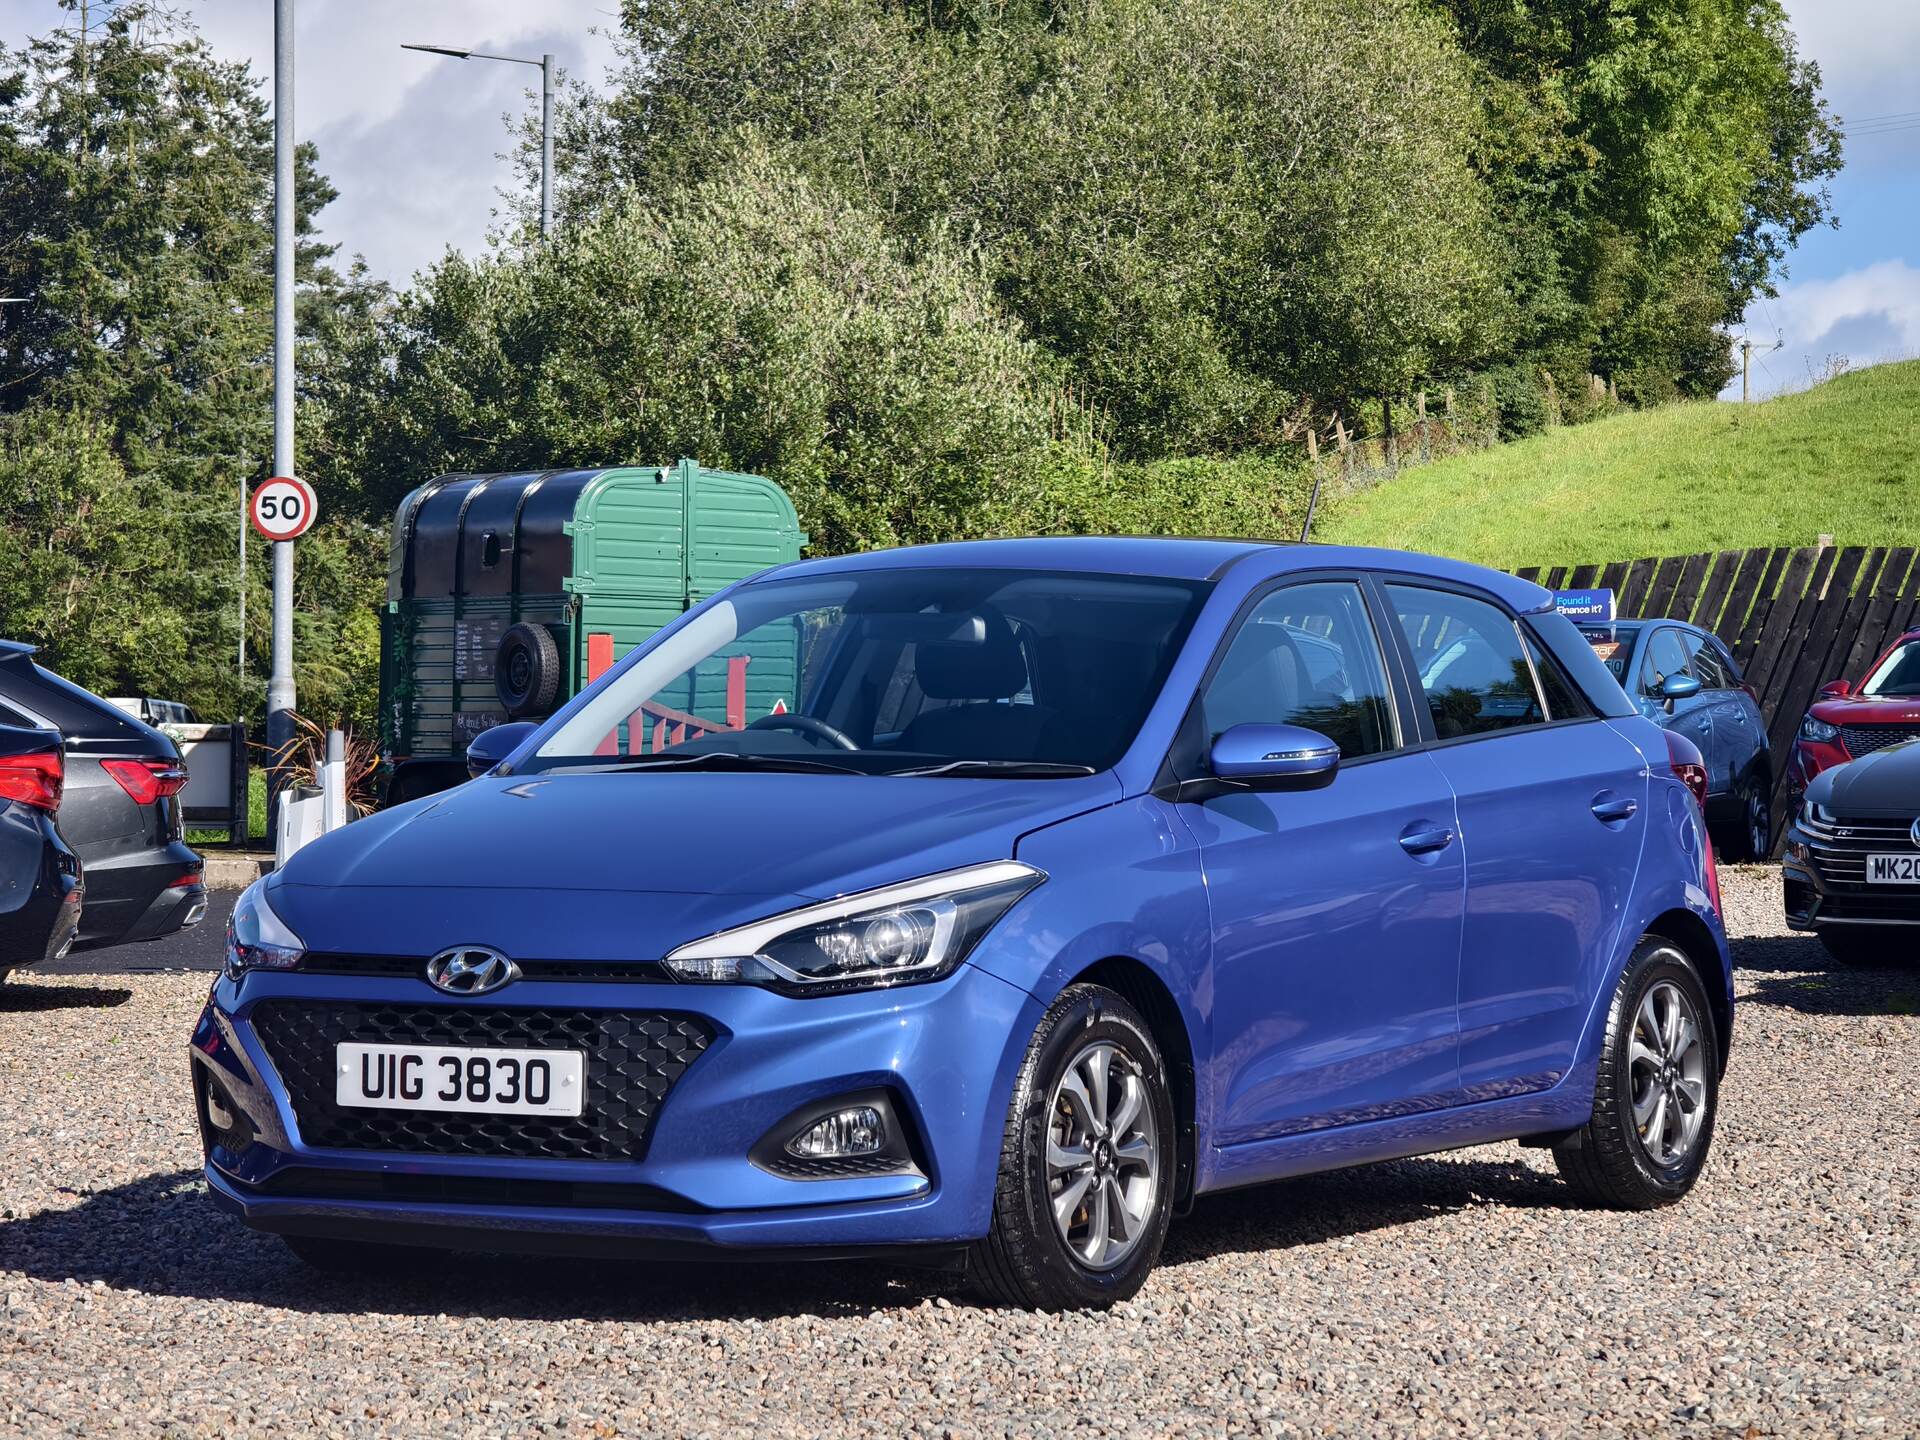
[250,476,318,541]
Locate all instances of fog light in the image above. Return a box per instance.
[787,1105,886,1159]
[205,1085,237,1132]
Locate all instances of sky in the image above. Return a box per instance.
[1,0,1915,401]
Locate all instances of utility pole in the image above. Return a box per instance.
[403,43,557,238]
[267,0,297,809]
[540,53,554,238]
[1741,339,1754,404]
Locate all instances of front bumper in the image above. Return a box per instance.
[1782,819,1920,931]
[190,959,1041,1254]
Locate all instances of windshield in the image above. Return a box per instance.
[1576,623,1640,682]
[1861,640,1920,698]
[528,568,1210,776]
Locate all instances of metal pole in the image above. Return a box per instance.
[267,0,297,809]
[1741,339,1753,404]
[540,53,554,238]
[238,462,246,686]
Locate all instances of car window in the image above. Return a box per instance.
[1386,585,1546,739]
[1201,581,1395,758]
[1861,639,1920,698]
[1523,628,1595,721]
[1683,634,1730,690]
[533,568,1208,773]
[1641,628,1693,693]
[1577,625,1635,682]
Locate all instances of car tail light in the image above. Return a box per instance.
[0,749,63,811]
[1664,731,1710,812]
[1664,731,1722,915]
[101,757,189,806]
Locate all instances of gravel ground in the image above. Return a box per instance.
[1,865,1915,1438]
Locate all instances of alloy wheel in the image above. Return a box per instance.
[1747,784,1770,860]
[1628,980,1708,1167]
[1044,1040,1160,1271]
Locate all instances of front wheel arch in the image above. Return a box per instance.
[1064,956,1198,1211]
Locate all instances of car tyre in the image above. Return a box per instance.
[1553,938,1719,1209]
[1816,929,1905,968]
[1721,770,1772,862]
[280,1234,438,1276]
[968,983,1176,1311]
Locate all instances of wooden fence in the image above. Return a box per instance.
[1513,545,1920,855]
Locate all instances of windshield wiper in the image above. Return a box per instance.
[888,760,1098,779]
[546,752,867,777]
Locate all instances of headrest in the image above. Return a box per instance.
[915,611,1028,701]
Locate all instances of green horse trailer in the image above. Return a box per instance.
[380,460,806,800]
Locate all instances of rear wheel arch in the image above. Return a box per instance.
[1642,907,1730,1075]
[1064,956,1198,1210]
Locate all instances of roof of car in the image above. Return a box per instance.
[0,640,37,661]
[758,536,1552,609]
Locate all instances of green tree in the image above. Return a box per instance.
[0,1,385,726]
[1442,0,1841,405]
[540,0,1508,455]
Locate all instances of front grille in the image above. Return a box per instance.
[295,953,671,983]
[252,1001,711,1161]
[1802,814,1920,892]
[1840,723,1920,757]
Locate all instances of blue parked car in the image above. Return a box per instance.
[193,539,1732,1309]
[1575,620,1773,860]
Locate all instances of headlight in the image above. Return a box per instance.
[224,879,306,979]
[1799,799,1835,831]
[1799,714,1840,744]
[664,861,1043,995]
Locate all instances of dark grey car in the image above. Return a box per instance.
[0,722,83,979]
[0,642,206,949]
[1783,738,1920,966]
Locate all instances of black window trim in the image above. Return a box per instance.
[1370,573,1613,755]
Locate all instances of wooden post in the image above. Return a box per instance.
[1334,415,1351,482]
[1416,390,1430,465]
[1382,398,1397,474]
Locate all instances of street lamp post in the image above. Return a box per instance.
[402,43,555,237]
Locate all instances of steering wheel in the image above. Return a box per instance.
[745,713,860,751]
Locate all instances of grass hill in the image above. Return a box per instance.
[1320,359,1920,568]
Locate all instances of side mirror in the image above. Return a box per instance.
[466,720,539,778]
[1209,723,1340,791]
[1659,674,1703,701]
[1818,679,1851,700]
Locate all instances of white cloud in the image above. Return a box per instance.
[1725,259,1920,397]
[1,0,620,284]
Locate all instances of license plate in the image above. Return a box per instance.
[336,1043,585,1117]
[1866,854,1920,884]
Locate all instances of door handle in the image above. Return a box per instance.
[1591,795,1639,824]
[1398,826,1455,856]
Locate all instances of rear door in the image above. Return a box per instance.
[1381,583,1648,1102]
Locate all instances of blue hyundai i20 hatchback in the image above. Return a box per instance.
[192,539,1732,1309]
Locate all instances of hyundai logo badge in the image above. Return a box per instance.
[425,946,519,996]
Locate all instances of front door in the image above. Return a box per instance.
[1178,579,1465,1146]
[1643,626,1718,790]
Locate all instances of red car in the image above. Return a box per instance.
[1788,627,1920,796]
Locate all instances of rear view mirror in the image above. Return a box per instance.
[466,720,539,778]
[1818,679,1851,699]
[1659,674,1703,701]
[1209,723,1340,791]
